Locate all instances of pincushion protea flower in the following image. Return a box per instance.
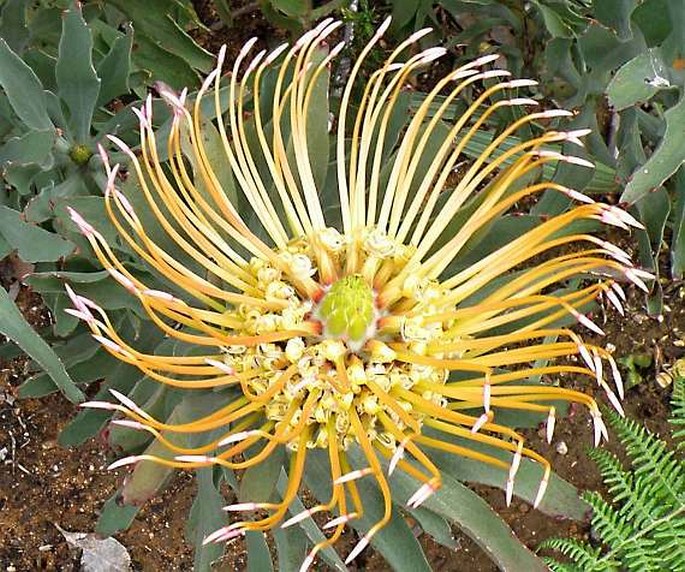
[66,17,649,568]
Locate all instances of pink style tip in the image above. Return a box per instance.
[107,456,142,470]
[79,400,118,410]
[333,467,374,485]
[66,207,96,236]
[344,535,371,565]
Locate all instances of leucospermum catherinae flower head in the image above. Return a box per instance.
[68,18,650,567]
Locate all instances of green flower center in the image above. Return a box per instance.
[317,275,376,350]
[69,143,93,166]
[216,229,451,452]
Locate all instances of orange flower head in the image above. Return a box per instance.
[67,18,650,566]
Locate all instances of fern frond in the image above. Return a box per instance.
[650,513,685,572]
[671,374,685,447]
[541,398,685,571]
[587,448,636,506]
[544,562,588,572]
[587,446,671,531]
[604,408,685,505]
[539,537,614,571]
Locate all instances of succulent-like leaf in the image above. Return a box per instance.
[409,506,458,549]
[57,361,145,447]
[0,128,55,168]
[0,37,52,130]
[53,196,124,249]
[107,0,213,83]
[0,0,29,53]
[25,175,90,223]
[632,0,672,46]
[276,471,346,571]
[273,526,309,572]
[186,468,226,571]
[671,167,685,278]
[96,492,141,538]
[0,285,83,403]
[27,271,144,313]
[306,449,432,572]
[355,478,433,572]
[19,334,105,398]
[392,468,548,571]
[635,186,670,269]
[425,428,588,521]
[119,429,178,507]
[95,24,133,107]
[0,206,74,262]
[56,3,101,143]
[531,0,587,39]
[607,49,672,111]
[622,95,685,204]
[592,0,635,40]
[246,531,274,572]
[239,447,285,503]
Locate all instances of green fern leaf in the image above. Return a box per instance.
[539,537,613,571]
[671,374,685,447]
[604,409,685,506]
[540,393,685,572]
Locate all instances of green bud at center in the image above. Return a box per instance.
[318,275,375,348]
[69,144,93,166]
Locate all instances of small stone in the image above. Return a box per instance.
[656,372,673,389]
[555,441,568,455]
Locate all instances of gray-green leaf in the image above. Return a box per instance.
[622,95,685,204]
[247,531,274,572]
[56,3,101,142]
[607,49,672,111]
[392,469,548,571]
[0,129,55,168]
[0,286,83,403]
[96,25,133,107]
[0,206,74,262]
[0,38,52,130]
[187,468,226,572]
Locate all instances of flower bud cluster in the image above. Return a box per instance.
[219,226,450,453]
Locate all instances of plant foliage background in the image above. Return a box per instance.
[1,0,685,570]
